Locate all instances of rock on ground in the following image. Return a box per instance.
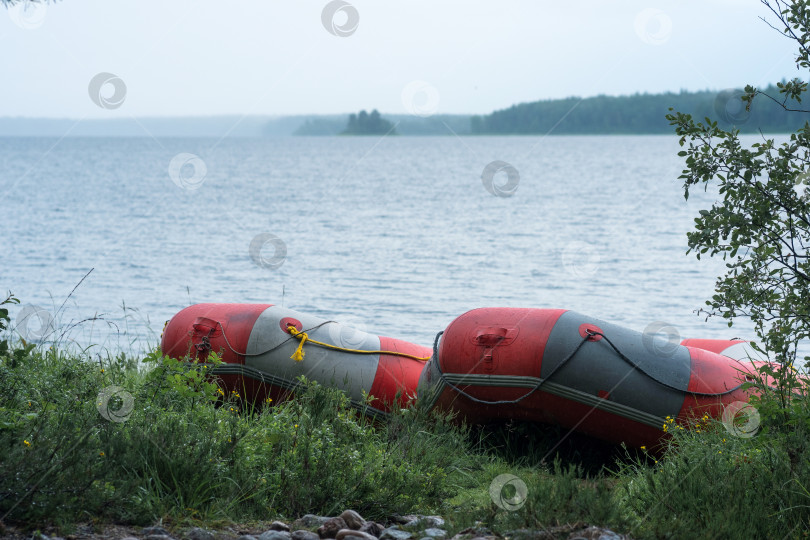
[317,518,348,539]
[358,522,384,538]
[291,515,331,531]
[269,522,291,533]
[141,528,171,537]
[379,526,413,540]
[566,526,626,540]
[290,531,320,540]
[448,527,496,540]
[258,531,292,540]
[337,511,365,531]
[186,528,216,540]
[334,530,377,540]
[401,517,445,531]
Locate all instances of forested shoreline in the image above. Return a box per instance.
[4,84,806,137]
[470,84,810,134]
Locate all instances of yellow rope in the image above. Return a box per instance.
[287,325,430,362]
[290,329,309,362]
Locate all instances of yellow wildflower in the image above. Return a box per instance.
[23,440,31,447]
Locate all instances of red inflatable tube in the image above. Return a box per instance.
[161,303,432,416]
[417,308,770,449]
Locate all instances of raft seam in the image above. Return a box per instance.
[441,373,666,429]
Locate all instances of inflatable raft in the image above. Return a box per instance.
[161,303,431,416]
[681,338,759,362]
[417,308,767,449]
[161,303,768,448]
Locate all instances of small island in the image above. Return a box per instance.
[341,109,396,135]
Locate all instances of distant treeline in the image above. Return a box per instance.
[4,84,807,137]
[341,109,396,135]
[293,114,473,136]
[471,84,810,135]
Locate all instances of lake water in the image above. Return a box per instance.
[2,134,769,355]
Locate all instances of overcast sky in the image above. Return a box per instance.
[0,0,801,118]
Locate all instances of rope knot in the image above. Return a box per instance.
[288,325,308,362]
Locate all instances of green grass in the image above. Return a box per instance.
[2,337,810,539]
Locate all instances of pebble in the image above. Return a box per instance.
[449,528,495,540]
[503,530,554,540]
[421,529,447,539]
[270,522,292,532]
[379,526,413,540]
[338,510,366,530]
[187,527,216,540]
[290,531,320,540]
[402,517,445,531]
[292,515,332,530]
[259,531,292,540]
[317,517,348,539]
[359,522,384,538]
[143,527,172,537]
[335,530,377,540]
[567,526,625,540]
[425,518,445,530]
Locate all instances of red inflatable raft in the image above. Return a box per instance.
[161,303,431,416]
[416,308,767,449]
[681,338,763,362]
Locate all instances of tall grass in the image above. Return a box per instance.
[0,342,477,526]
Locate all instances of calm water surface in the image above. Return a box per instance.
[2,135,767,354]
